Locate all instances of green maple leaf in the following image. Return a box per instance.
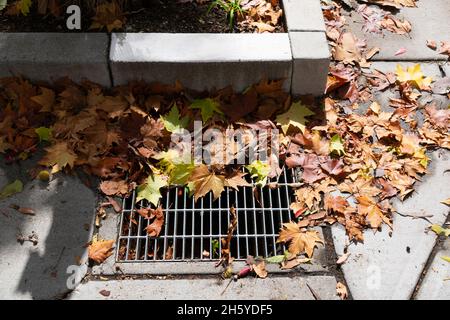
[153,149,180,173]
[153,149,194,185]
[189,98,223,123]
[245,160,271,186]
[266,255,286,264]
[161,104,190,133]
[136,174,168,206]
[35,127,52,142]
[330,134,346,156]
[170,163,196,185]
[0,180,23,199]
[276,102,315,134]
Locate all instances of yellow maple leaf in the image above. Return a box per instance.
[276,102,315,134]
[395,64,432,89]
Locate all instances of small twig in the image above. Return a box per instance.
[306,282,321,300]
[220,278,234,296]
[126,8,146,16]
[216,207,237,268]
[267,182,304,189]
[397,212,434,224]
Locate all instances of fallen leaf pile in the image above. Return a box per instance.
[356,4,412,35]
[358,0,417,9]
[89,1,126,32]
[2,0,126,32]
[238,0,284,33]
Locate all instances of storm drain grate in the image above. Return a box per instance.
[116,167,299,262]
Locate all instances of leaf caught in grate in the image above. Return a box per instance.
[117,167,299,262]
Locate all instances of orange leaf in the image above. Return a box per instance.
[88,239,115,264]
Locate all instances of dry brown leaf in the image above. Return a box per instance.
[427,40,437,50]
[224,171,251,190]
[359,0,416,8]
[100,180,129,196]
[251,21,275,33]
[88,239,115,264]
[336,282,348,300]
[280,257,311,270]
[381,16,411,35]
[336,252,351,265]
[277,222,323,257]
[10,204,35,215]
[106,196,122,213]
[90,2,126,32]
[439,41,450,56]
[357,195,392,229]
[144,206,165,237]
[252,261,268,278]
[324,195,349,214]
[188,164,225,201]
[31,87,55,112]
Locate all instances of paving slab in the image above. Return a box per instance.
[346,0,450,61]
[332,150,450,300]
[68,276,339,300]
[415,238,450,300]
[0,157,96,300]
[0,33,111,87]
[284,0,326,32]
[110,33,292,92]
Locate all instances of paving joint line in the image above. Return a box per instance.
[321,225,354,300]
[106,33,114,88]
[410,213,450,300]
[85,269,337,282]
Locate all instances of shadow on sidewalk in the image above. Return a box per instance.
[0,155,97,299]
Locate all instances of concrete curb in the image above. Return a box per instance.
[110,33,293,93]
[0,0,329,96]
[0,33,111,87]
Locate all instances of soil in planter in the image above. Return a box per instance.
[0,1,285,33]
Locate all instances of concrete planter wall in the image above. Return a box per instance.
[0,0,329,96]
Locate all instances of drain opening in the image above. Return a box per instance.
[116,167,298,262]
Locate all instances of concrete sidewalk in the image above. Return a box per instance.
[68,277,340,300]
[346,0,450,61]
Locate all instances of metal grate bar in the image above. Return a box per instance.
[117,167,298,262]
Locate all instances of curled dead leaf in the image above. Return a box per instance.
[252,261,268,279]
[88,239,115,264]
